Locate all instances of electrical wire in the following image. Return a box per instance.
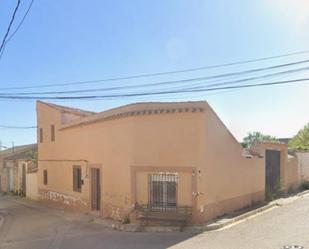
[0,125,37,129]
[2,50,309,90]
[4,0,34,45]
[1,58,309,95]
[0,0,21,58]
[0,77,308,100]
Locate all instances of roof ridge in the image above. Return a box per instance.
[37,101,96,116]
[60,101,208,130]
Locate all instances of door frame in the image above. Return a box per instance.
[265,149,281,191]
[89,165,102,213]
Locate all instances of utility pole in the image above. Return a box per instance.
[12,141,14,153]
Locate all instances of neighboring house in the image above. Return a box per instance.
[37,100,267,225]
[0,144,38,197]
[277,138,291,144]
[250,142,299,192]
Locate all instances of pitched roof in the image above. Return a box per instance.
[37,101,96,116]
[0,144,37,160]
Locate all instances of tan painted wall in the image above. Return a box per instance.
[251,142,300,191]
[195,106,265,221]
[37,101,265,223]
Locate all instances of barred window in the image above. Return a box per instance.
[148,173,178,210]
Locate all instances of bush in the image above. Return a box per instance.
[266,180,284,201]
[300,181,309,190]
[287,186,296,195]
[122,216,130,224]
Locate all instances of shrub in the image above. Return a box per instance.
[300,181,309,190]
[266,180,284,201]
[287,186,296,195]
[122,216,130,224]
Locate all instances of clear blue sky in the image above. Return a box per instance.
[0,0,309,146]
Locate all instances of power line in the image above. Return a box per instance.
[0,77,308,100]
[188,65,309,90]
[1,58,309,95]
[0,0,21,57]
[4,0,34,45]
[2,49,309,90]
[0,0,34,60]
[0,125,37,129]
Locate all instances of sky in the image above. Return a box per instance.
[0,0,309,147]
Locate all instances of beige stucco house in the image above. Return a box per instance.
[37,100,267,224]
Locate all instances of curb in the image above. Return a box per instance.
[203,203,279,231]
[296,189,309,197]
[202,189,309,232]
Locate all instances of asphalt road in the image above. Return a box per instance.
[0,196,191,249]
[1,194,309,249]
[169,194,309,249]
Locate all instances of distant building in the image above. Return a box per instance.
[277,138,292,144]
[0,144,37,198]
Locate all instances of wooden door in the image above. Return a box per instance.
[265,149,281,191]
[91,168,101,211]
[22,164,26,196]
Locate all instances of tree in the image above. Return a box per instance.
[289,123,309,151]
[242,131,277,148]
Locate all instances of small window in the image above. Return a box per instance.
[51,125,55,142]
[73,166,82,192]
[39,128,43,143]
[43,170,48,185]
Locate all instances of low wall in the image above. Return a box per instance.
[296,152,309,181]
[285,155,300,191]
[26,172,39,200]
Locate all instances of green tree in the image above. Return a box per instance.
[289,123,309,151]
[242,131,277,148]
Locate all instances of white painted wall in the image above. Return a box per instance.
[26,172,38,200]
[296,152,309,181]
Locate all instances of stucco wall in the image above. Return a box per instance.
[0,160,7,192]
[37,101,266,224]
[37,102,206,219]
[285,155,299,190]
[195,106,265,221]
[251,142,300,192]
[26,172,39,200]
[296,152,309,181]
